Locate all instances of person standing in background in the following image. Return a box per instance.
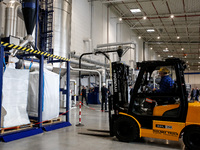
[195,87,199,101]
[128,85,133,103]
[101,83,109,112]
[191,88,196,100]
[81,86,87,105]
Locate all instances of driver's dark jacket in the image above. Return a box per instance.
[157,75,174,93]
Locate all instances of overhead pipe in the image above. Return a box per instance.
[97,42,136,48]
[12,35,32,56]
[70,66,102,102]
[71,54,109,67]
[96,42,137,67]
[70,60,101,68]
[23,60,53,70]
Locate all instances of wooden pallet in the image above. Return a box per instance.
[0,123,33,134]
[31,117,62,126]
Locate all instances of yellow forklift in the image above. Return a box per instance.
[109,58,200,150]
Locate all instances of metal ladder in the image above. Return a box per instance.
[39,0,53,54]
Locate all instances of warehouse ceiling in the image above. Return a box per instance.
[99,0,200,71]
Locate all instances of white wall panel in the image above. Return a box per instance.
[185,72,200,87]
[71,0,158,69]
[71,0,91,55]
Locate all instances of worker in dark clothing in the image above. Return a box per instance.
[81,86,87,105]
[153,67,175,105]
[153,67,174,93]
[195,87,199,101]
[191,87,200,101]
[101,83,109,111]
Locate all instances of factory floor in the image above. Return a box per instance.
[0,103,185,150]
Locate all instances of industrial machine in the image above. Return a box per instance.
[109,58,200,150]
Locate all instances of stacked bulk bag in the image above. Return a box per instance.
[27,69,59,121]
[1,68,30,128]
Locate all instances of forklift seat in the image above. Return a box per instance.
[153,104,180,116]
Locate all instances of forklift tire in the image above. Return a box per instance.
[113,116,139,142]
[183,127,200,150]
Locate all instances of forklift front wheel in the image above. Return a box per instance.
[113,116,139,142]
[183,127,200,150]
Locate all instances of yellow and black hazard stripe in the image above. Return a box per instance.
[0,41,70,62]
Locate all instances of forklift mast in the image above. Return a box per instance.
[112,61,129,112]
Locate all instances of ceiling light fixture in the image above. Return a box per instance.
[143,16,147,20]
[150,47,153,50]
[168,55,173,58]
[163,49,169,52]
[181,48,184,51]
[177,36,180,39]
[119,17,122,21]
[157,36,160,39]
[130,9,141,13]
[147,29,155,32]
[170,15,174,18]
[158,55,160,57]
[138,36,141,39]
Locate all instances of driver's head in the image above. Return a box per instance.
[159,67,170,77]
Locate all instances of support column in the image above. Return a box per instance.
[38,55,44,127]
[66,61,70,122]
[0,46,4,127]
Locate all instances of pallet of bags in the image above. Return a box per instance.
[1,68,30,128]
[27,69,59,121]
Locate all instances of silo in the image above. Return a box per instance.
[53,0,72,59]
[5,1,22,37]
[0,2,6,37]
[22,0,36,35]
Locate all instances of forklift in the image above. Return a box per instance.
[109,58,200,150]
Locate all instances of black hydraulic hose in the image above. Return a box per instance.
[78,48,123,96]
[79,52,94,95]
[78,51,111,96]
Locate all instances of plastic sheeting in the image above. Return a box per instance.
[2,68,30,128]
[27,69,59,121]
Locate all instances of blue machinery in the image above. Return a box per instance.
[0,0,71,142]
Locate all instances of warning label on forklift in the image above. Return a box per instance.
[153,129,178,137]
[156,124,172,129]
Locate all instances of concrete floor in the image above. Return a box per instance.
[0,104,186,150]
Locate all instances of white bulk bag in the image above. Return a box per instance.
[2,68,30,128]
[27,69,59,121]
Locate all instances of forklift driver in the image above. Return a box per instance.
[153,67,174,93]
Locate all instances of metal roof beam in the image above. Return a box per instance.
[143,35,200,38]
[100,0,166,4]
[124,12,200,20]
[131,25,200,29]
[148,41,200,44]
